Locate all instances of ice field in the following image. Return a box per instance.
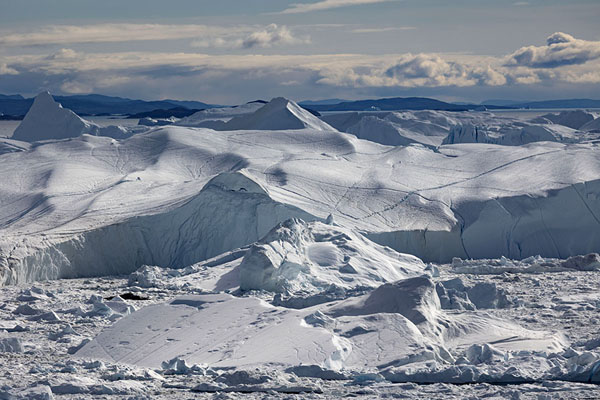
[1,93,600,398]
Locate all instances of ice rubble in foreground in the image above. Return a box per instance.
[1,92,600,396]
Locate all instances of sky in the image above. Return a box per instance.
[0,0,599,104]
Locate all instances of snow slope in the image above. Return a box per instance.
[175,98,334,131]
[11,92,145,142]
[581,116,600,132]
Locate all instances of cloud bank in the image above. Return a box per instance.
[278,0,398,14]
[506,32,600,68]
[1,32,599,103]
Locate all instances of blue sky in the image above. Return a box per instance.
[0,0,599,104]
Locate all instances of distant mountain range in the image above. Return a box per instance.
[127,107,202,119]
[0,93,220,119]
[2,93,600,120]
[299,98,350,106]
[306,97,494,112]
[305,97,600,112]
[483,99,600,109]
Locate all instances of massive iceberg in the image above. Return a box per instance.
[2,114,600,284]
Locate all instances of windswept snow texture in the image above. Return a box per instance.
[11,92,147,142]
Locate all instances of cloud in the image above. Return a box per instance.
[0,63,19,75]
[242,24,308,48]
[317,53,507,88]
[278,0,398,14]
[506,32,600,68]
[0,23,243,46]
[2,33,600,103]
[351,27,415,33]
[191,24,309,49]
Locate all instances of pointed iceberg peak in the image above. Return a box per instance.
[31,90,59,108]
[222,96,337,131]
[12,91,96,142]
[11,91,137,142]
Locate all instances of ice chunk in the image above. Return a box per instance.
[325,276,440,326]
[0,337,24,353]
[239,218,425,304]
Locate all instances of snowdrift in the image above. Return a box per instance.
[11,92,146,142]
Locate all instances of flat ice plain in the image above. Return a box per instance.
[1,92,600,399]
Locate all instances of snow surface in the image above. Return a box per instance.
[2,95,600,398]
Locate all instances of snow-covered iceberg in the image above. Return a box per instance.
[532,109,597,130]
[2,124,600,284]
[441,120,592,145]
[221,97,335,131]
[12,92,146,142]
[175,101,265,128]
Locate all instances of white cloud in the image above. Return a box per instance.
[191,24,309,49]
[0,24,243,46]
[506,32,600,68]
[316,53,508,88]
[0,63,18,75]
[242,24,308,48]
[278,0,398,14]
[351,27,415,33]
[2,33,600,102]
